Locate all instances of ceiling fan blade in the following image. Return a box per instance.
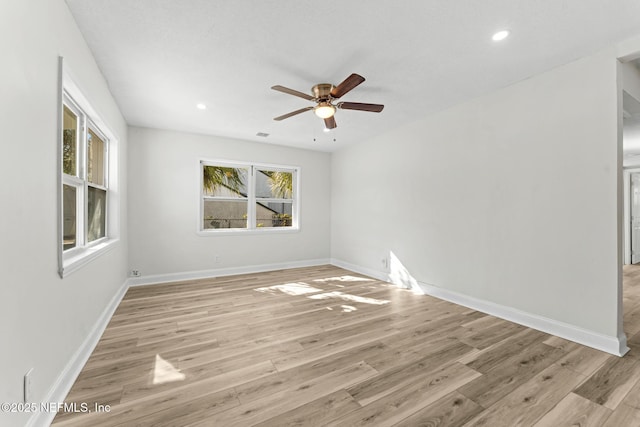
[324,116,337,129]
[274,106,314,121]
[271,85,314,101]
[337,102,384,113]
[330,73,365,98]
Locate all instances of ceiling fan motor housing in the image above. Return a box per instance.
[312,83,334,100]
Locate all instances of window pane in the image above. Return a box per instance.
[63,106,78,176]
[256,170,293,199]
[203,200,247,229]
[203,166,248,197]
[88,186,106,242]
[63,185,77,250]
[87,128,105,186]
[256,202,293,228]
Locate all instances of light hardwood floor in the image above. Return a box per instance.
[51,264,640,426]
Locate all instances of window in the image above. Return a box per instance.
[59,59,118,277]
[200,161,298,232]
[62,93,109,250]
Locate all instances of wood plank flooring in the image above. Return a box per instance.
[51,264,640,426]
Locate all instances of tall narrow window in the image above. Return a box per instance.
[61,93,109,261]
[87,126,107,241]
[200,161,298,232]
[62,104,80,251]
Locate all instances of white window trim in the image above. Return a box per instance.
[197,159,300,235]
[58,57,120,277]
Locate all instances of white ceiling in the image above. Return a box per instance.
[65,0,640,152]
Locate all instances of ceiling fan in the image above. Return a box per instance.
[271,73,384,129]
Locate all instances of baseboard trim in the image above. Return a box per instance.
[127,258,332,287]
[330,258,629,357]
[419,281,629,357]
[330,258,391,283]
[27,279,129,427]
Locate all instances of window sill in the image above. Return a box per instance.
[197,227,300,237]
[59,238,119,278]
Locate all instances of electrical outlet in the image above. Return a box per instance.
[131,270,141,277]
[24,368,33,403]
[214,255,220,263]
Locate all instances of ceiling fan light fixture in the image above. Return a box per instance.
[314,103,335,119]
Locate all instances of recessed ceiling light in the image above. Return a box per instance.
[492,30,510,41]
[196,103,207,110]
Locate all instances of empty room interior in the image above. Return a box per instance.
[6,1,640,426]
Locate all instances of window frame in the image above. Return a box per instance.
[58,58,119,277]
[61,96,85,255]
[85,120,109,243]
[199,159,300,235]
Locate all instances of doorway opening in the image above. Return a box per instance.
[620,52,640,351]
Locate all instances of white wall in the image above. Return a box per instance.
[0,1,128,426]
[332,49,623,348]
[623,61,640,102]
[127,127,331,279]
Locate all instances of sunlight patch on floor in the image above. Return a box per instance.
[255,282,323,296]
[307,291,389,305]
[313,275,374,283]
[153,354,186,385]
